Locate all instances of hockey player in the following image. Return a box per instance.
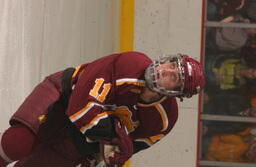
[0,51,205,167]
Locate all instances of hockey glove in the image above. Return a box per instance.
[100,118,133,167]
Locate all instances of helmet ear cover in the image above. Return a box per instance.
[145,54,205,99]
[181,54,205,98]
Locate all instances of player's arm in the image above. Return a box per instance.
[132,134,165,154]
[131,98,178,154]
[132,125,174,154]
[132,120,176,154]
[67,88,133,166]
[66,100,133,167]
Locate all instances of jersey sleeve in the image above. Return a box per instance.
[130,97,179,154]
[65,56,117,140]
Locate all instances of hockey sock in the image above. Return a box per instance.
[0,124,37,167]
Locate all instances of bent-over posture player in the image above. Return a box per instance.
[0,51,205,167]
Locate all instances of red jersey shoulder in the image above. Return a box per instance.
[131,97,178,139]
[160,97,178,121]
[114,52,152,79]
[76,51,152,81]
[113,52,152,105]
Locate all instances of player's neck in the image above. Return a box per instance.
[139,87,162,103]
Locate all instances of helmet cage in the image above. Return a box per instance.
[145,54,186,96]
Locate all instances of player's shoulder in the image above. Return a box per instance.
[114,52,152,79]
[118,51,152,63]
[162,97,178,111]
[153,97,178,115]
[114,51,152,71]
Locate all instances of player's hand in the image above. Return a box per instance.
[100,118,133,167]
[100,142,119,166]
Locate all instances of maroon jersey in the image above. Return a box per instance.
[10,51,178,157]
[131,97,178,145]
[67,51,178,149]
[67,52,150,131]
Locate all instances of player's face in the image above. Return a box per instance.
[155,61,183,90]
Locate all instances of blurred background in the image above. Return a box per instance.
[1,0,238,167]
[200,0,256,167]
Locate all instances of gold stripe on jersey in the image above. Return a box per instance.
[69,102,94,122]
[137,97,167,107]
[149,134,165,142]
[80,112,110,133]
[116,78,145,87]
[135,138,153,146]
[155,104,169,132]
[135,134,164,146]
[69,102,105,123]
[72,65,81,78]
